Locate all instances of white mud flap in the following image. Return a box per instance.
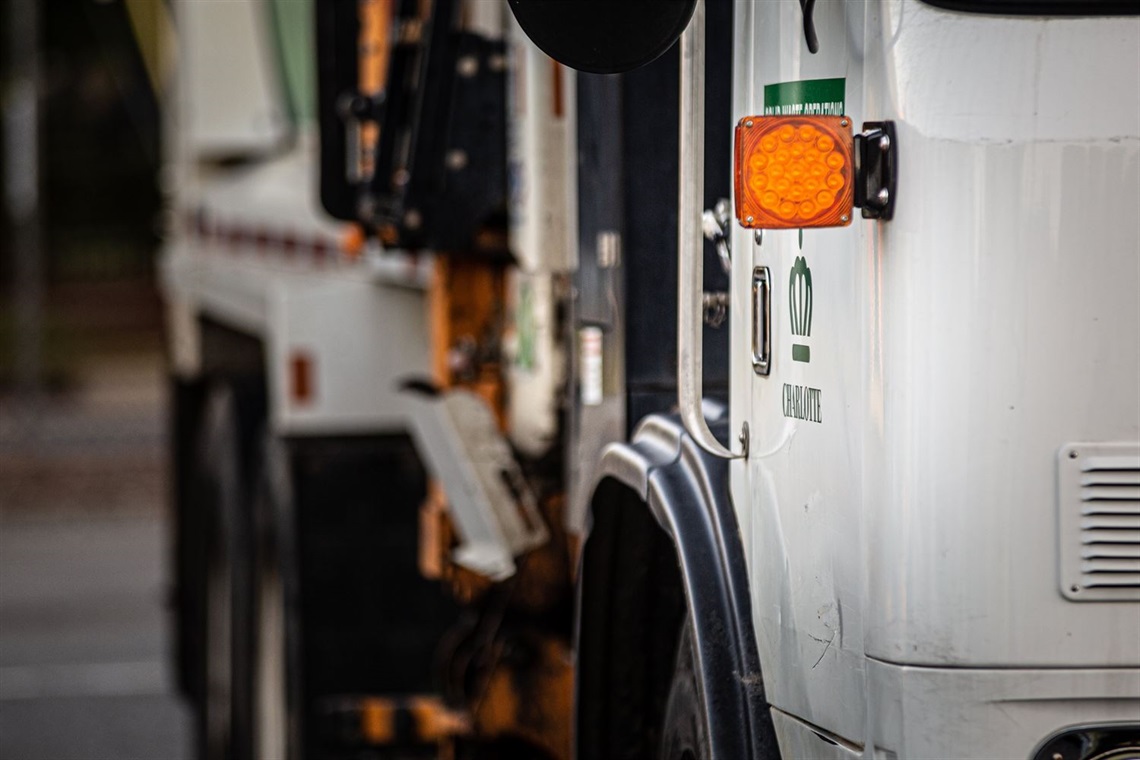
[405,388,548,581]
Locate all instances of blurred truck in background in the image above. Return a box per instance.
[162,1,729,756]
[160,1,1139,759]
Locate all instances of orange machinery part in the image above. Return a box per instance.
[357,0,392,181]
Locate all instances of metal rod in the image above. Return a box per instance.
[677,0,736,459]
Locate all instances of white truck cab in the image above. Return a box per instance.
[724,1,1140,757]
[515,0,1139,757]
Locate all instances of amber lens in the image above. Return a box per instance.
[734,115,854,229]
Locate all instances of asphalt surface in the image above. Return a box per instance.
[0,353,194,759]
[0,516,192,759]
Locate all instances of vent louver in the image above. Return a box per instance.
[1059,443,1140,602]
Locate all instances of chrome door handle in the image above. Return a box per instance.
[677,0,740,460]
[752,267,771,375]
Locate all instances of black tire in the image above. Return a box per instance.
[173,376,210,704]
[242,435,456,759]
[249,432,303,760]
[193,389,251,756]
[194,383,261,760]
[576,482,688,759]
[658,619,710,760]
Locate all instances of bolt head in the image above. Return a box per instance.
[445,149,468,171]
[876,187,890,205]
[744,119,754,128]
[745,215,754,224]
[456,56,479,78]
[840,214,850,223]
[840,118,849,127]
[356,194,376,220]
[879,134,891,152]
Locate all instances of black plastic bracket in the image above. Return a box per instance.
[336,91,385,125]
[799,0,820,54]
[854,121,897,220]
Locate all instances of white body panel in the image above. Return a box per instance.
[728,0,1140,754]
[160,139,431,437]
[174,0,289,158]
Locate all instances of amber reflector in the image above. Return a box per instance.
[290,351,314,405]
[734,115,854,229]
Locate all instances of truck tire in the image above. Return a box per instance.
[658,619,710,760]
[249,432,302,760]
[194,384,256,760]
[255,435,457,759]
[576,481,688,759]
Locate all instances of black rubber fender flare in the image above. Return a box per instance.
[577,412,780,759]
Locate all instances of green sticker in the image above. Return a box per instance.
[516,281,536,372]
[763,78,845,116]
[790,256,813,364]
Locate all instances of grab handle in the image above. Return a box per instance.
[677,1,739,460]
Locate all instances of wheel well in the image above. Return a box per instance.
[575,412,782,759]
[576,478,687,759]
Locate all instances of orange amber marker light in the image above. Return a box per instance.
[734,115,854,229]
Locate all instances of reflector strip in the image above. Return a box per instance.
[187,211,365,263]
[290,351,314,405]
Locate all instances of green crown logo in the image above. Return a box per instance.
[789,256,812,362]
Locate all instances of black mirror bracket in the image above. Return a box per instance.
[799,0,820,54]
[854,121,897,221]
[336,91,385,125]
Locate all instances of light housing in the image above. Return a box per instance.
[734,115,854,230]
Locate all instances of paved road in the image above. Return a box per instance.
[0,515,193,759]
[0,352,193,759]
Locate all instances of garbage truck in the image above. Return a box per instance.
[161,0,1140,758]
